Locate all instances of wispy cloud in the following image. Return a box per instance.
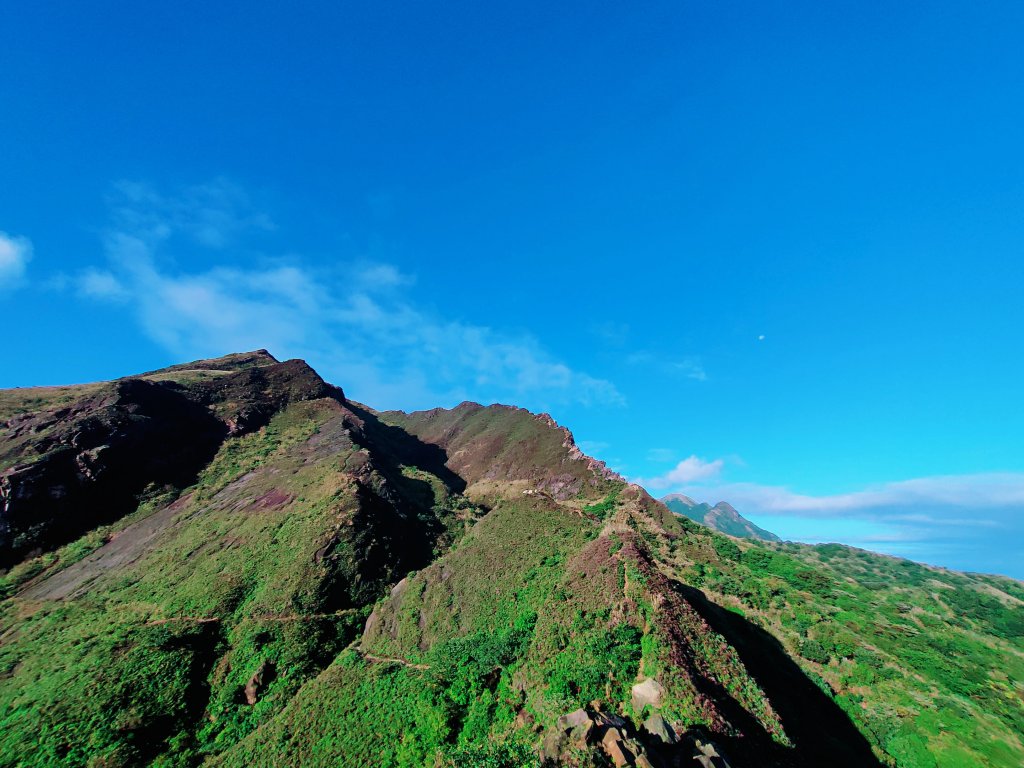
[638,455,725,488]
[646,447,677,463]
[76,181,623,411]
[627,351,707,381]
[676,473,1024,517]
[108,178,274,249]
[0,231,32,288]
[657,472,1024,576]
[78,268,129,300]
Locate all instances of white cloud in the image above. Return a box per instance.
[678,473,1024,516]
[108,178,274,250]
[673,359,707,381]
[77,181,623,412]
[0,231,32,287]
[355,263,413,288]
[661,472,1024,576]
[627,351,707,381]
[78,269,128,299]
[640,455,725,488]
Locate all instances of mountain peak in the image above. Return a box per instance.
[662,494,779,541]
[1,352,1018,768]
[381,401,620,500]
[662,492,700,507]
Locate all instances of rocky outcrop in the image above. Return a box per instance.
[0,354,341,566]
[543,705,733,767]
[643,713,677,745]
[243,660,275,705]
[631,677,666,711]
[381,402,622,501]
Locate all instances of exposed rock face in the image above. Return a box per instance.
[543,707,594,755]
[544,706,682,768]
[535,411,620,483]
[244,659,275,705]
[631,677,665,711]
[380,402,622,500]
[605,738,634,767]
[642,713,677,745]
[0,354,339,565]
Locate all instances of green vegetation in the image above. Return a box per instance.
[1,353,1021,767]
[664,529,1024,767]
[662,496,780,541]
[582,489,620,519]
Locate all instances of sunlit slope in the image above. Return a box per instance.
[0,353,1020,767]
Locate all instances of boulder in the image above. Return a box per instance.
[544,707,595,757]
[542,729,567,758]
[695,739,720,757]
[558,707,594,745]
[601,727,623,748]
[243,659,274,705]
[604,739,634,767]
[558,708,592,730]
[631,677,665,711]
[642,713,677,745]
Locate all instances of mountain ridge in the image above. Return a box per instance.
[0,351,1021,768]
[662,494,781,542]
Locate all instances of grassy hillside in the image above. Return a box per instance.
[658,524,1024,767]
[0,353,1021,767]
[0,365,475,766]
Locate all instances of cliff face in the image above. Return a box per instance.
[0,353,1020,768]
[0,354,336,565]
[380,402,619,500]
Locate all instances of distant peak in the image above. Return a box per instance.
[662,493,699,507]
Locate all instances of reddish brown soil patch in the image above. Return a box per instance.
[252,488,293,510]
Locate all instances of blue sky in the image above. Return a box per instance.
[2,1,1023,578]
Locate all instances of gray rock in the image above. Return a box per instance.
[604,739,634,767]
[601,727,623,747]
[558,708,592,730]
[642,712,677,744]
[554,708,594,747]
[631,677,665,711]
[243,659,274,705]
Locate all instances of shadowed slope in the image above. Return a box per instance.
[0,352,337,565]
[673,582,884,767]
[1,353,1020,768]
[381,402,617,500]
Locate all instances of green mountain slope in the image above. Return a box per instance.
[0,353,1020,768]
[662,495,780,541]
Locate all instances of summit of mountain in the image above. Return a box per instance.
[662,494,781,542]
[0,352,1020,767]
